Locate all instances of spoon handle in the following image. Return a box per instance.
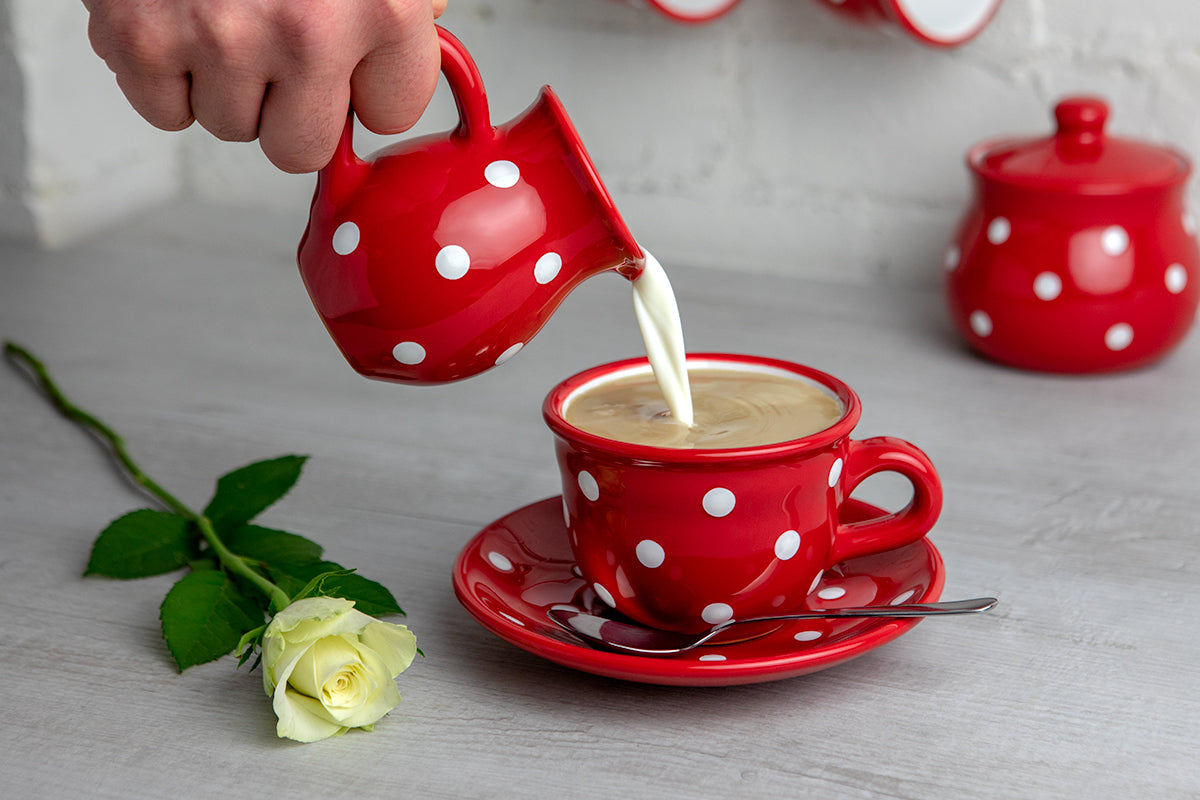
[736,597,997,625]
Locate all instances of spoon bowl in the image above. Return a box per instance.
[547,597,997,656]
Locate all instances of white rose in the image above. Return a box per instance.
[262,596,417,742]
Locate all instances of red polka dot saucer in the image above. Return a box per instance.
[452,497,945,686]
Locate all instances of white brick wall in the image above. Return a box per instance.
[7,0,1200,286]
[2,0,179,247]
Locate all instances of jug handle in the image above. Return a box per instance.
[321,25,493,207]
[436,25,492,141]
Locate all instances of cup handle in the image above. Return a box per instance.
[322,26,492,205]
[829,436,943,564]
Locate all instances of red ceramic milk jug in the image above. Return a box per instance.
[298,27,644,384]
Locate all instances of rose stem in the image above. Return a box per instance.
[4,340,292,612]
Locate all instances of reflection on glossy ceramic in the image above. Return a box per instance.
[297,26,643,385]
[452,497,945,686]
[946,96,1200,373]
[815,0,1003,47]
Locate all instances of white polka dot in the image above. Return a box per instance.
[702,603,734,625]
[1101,226,1129,257]
[636,540,666,569]
[487,551,513,572]
[435,244,470,280]
[484,160,520,188]
[828,457,843,488]
[1184,211,1197,236]
[817,586,847,601]
[332,221,360,255]
[1033,271,1063,301]
[392,341,426,365]
[987,217,1011,245]
[775,530,801,561]
[495,342,523,365]
[890,589,916,605]
[577,470,600,502]
[1105,322,1134,351]
[794,630,822,642]
[1166,263,1188,294]
[702,487,736,517]
[808,570,825,594]
[969,310,993,337]
[698,654,727,662]
[593,583,616,607]
[534,252,563,284]
[944,245,960,271]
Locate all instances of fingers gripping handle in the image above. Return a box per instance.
[324,26,491,205]
[830,436,943,564]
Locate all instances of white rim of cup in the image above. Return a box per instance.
[890,0,1002,45]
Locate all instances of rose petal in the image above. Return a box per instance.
[263,598,358,690]
[267,597,356,636]
[290,636,359,699]
[358,622,418,677]
[334,658,401,730]
[272,601,366,648]
[273,686,347,743]
[339,679,401,730]
[322,663,374,711]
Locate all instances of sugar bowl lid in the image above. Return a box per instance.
[968,96,1190,194]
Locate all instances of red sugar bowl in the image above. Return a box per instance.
[944,96,1200,373]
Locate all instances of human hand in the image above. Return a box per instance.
[83,0,449,173]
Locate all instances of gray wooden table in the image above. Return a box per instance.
[2,202,1197,799]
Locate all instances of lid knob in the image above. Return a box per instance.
[1054,96,1109,145]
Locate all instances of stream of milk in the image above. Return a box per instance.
[631,250,694,427]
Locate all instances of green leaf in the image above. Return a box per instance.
[160,571,265,672]
[222,524,324,567]
[202,455,307,533]
[235,623,268,671]
[85,510,196,579]
[269,561,404,617]
[320,572,405,617]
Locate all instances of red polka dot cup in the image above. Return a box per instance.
[814,0,1003,47]
[544,354,943,634]
[945,96,1200,373]
[297,27,643,384]
[607,0,744,24]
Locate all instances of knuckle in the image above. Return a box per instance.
[192,8,263,70]
[271,1,343,65]
[89,13,175,74]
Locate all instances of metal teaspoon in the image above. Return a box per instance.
[546,597,997,656]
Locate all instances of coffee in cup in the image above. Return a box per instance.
[564,364,844,449]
